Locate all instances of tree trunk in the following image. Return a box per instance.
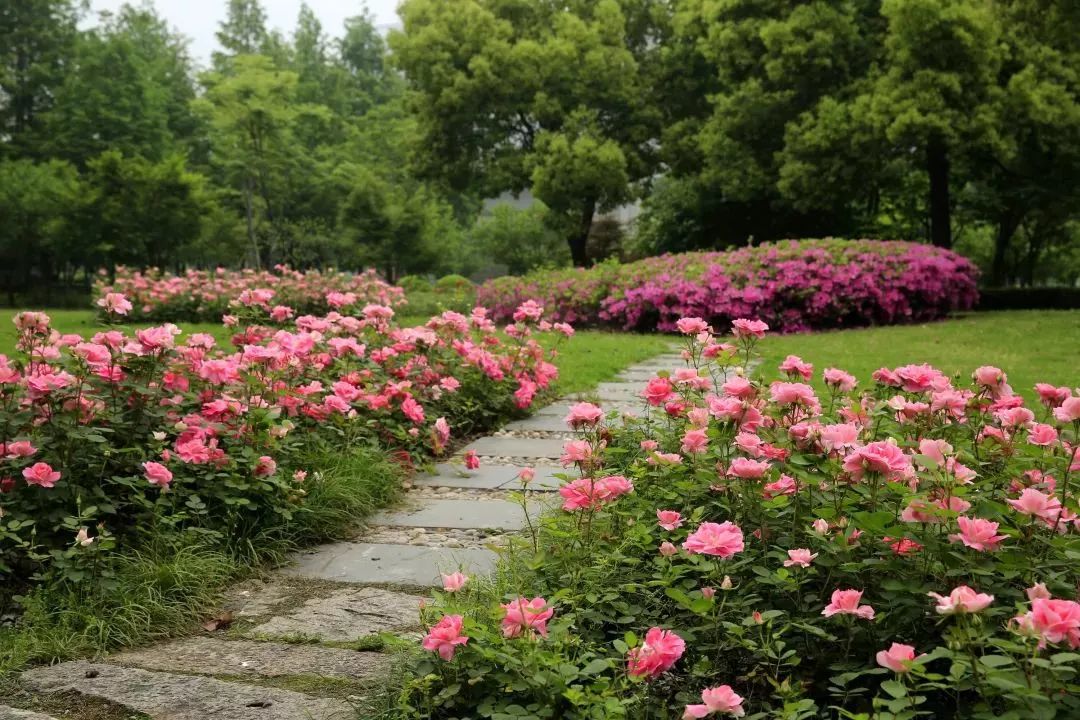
[990,209,1024,287]
[244,176,261,268]
[568,198,596,268]
[926,137,952,248]
[1023,224,1046,287]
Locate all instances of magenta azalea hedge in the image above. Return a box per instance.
[477,239,980,333]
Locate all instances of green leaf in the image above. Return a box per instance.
[979,655,1015,668]
[880,680,907,698]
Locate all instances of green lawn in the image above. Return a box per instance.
[545,331,675,396]
[0,308,233,352]
[755,310,1079,395]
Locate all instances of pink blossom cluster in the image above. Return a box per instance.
[0,299,565,577]
[94,265,406,323]
[407,313,1079,718]
[477,239,979,333]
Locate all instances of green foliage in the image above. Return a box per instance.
[390,0,661,265]
[0,0,80,157]
[403,332,1080,718]
[5,0,1080,288]
[464,203,570,276]
[0,159,83,292]
[82,151,211,269]
[397,275,433,293]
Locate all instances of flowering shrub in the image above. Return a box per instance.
[94,266,406,322]
[407,317,1080,719]
[0,298,568,596]
[477,239,979,332]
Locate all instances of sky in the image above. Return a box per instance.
[89,0,403,68]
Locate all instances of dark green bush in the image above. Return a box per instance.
[977,287,1080,311]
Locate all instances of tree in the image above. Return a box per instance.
[196,55,330,267]
[213,0,269,69]
[0,0,79,157]
[966,0,1080,283]
[469,202,569,275]
[44,10,180,165]
[80,151,210,270]
[0,158,83,300]
[390,0,661,266]
[867,0,1003,248]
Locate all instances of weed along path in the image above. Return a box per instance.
[10,351,684,720]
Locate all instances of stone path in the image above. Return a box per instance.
[11,350,687,720]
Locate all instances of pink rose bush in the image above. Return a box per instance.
[406,314,1080,719]
[0,297,566,594]
[94,265,406,323]
[477,239,979,332]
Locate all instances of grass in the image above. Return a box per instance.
[0,308,233,353]
[755,310,1079,395]
[544,331,675,396]
[0,444,402,680]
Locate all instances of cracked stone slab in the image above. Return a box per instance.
[280,542,497,588]
[412,463,561,491]
[248,585,424,641]
[110,637,388,681]
[21,661,354,720]
[463,436,565,459]
[0,708,59,720]
[369,498,544,530]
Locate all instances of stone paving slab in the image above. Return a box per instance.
[111,637,387,681]
[248,586,423,641]
[21,661,354,720]
[0,708,59,720]
[463,436,565,459]
[502,469,565,491]
[626,360,687,371]
[280,542,497,588]
[369,498,543,530]
[617,369,662,379]
[502,414,572,432]
[594,382,643,399]
[412,463,561,491]
[535,401,640,417]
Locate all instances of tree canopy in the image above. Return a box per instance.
[1,0,1077,288]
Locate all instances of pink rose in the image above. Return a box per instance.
[657,510,684,531]
[142,461,173,488]
[627,627,685,679]
[731,318,768,339]
[441,572,468,592]
[564,402,604,428]
[948,516,1008,552]
[500,597,554,638]
[683,684,745,718]
[822,589,875,620]
[876,643,921,673]
[422,615,469,660]
[22,462,61,488]
[683,522,744,558]
[783,548,817,568]
[928,585,994,615]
